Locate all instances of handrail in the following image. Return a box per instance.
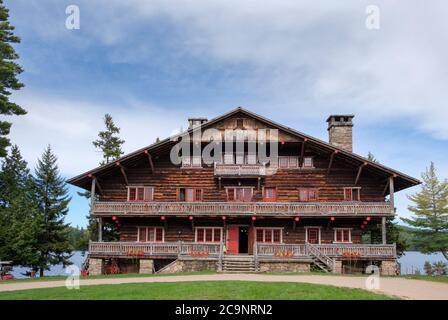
[93,201,394,216]
[306,243,335,271]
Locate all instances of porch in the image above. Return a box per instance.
[89,241,396,260]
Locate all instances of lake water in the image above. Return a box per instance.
[9,250,446,278]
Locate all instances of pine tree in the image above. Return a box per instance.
[93,114,125,165]
[83,114,124,241]
[367,152,378,163]
[402,162,448,261]
[0,1,26,158]
[34,146,72,276]
[0,145,40,267]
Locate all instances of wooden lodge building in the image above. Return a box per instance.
[68,107,420,275]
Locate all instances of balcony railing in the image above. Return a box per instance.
[214,163,266,176]
[89,242,396,259]
[92,201,394,217]
[256,243,396,259]
[89,241,222,258]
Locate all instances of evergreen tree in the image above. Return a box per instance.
[0,1,26,158]
[93,114,125,165]
[34,146,72,276]
[423,261,433,275]
[83,114,124,241]
[367,151,378,163]
[402,162,448,261]
[0,145,40,267]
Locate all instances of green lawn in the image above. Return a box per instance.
[0,281,394,300]
[0,271,216,284]
[400,275,448,283]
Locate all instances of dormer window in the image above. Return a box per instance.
[182,156,202,168]
[344,187,361,201]
[128,187,154,202]
[302,157,314,168]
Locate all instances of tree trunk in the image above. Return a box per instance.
[39,268,44,277]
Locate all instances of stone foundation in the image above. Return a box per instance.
[381,260,398,276]
[158,259,217,274]
[332,260,343,274]
[139,259,154,274]
[89,258,103,276]
[259,261,310,273]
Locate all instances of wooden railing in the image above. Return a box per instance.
[93,201,394,217]
[89,241,221,258]
[256,243,396,259]
[214,163,266,176]
[89,241,396,259]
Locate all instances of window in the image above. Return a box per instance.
[255,228,282,243]
[263,187,277,202]
[247,153,257,165]
[224,153,234,164]
[306,227,320,244]
[298,189,318,202]
[227,187,253,202]
[302,157,314,168]
[334,229,351,243]
[182,156,202,168]
[137,227,164,242]
[235,153,245,165]
[128,187,154,202]
[196,227,222,243]
[179,188,202,202]
[344,188,360,201]
[279,156,300,168]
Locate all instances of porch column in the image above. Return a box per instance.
[98,217,103,242]
[381,217,387,245]
[90,177,96,211]
[389,176,395,209]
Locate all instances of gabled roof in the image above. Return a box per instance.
[68,107,421,192]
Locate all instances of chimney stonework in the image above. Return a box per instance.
[326,115,355,152]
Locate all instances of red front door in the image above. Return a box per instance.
[227,226,239,255]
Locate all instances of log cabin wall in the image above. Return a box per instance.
[96,149,386,203]
[117,217,366,245]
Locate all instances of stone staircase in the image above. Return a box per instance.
[220,255,256,273]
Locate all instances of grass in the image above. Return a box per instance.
[400,275,448,283]
[0,271,217,284]
[0,281,394,300]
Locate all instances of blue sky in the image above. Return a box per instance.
[4,0,448,227]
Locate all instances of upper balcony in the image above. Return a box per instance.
[214,163,267,177]
[92,201,394,217]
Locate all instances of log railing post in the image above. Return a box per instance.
[98,217,103,242]
[382,217,387,245]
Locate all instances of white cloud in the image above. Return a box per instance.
[8,91,190,177]
[77,0,448,139]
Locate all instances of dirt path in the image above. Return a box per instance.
[1,274,447,300]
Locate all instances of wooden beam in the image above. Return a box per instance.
[382,178,390,196]
[89,176,96,208]
[293,220,296,231]
[218,177,222,190]
[116,162,129,185]
[389,175,396,209]
[382,217,387,245]
[144,150,154,173]
[98,217,103,242]
[258,177,261,191]
[327,150,338,175]
[299,139,307,167]
[355,162,368,185]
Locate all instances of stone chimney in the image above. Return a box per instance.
[188,117,208,129]
[326,115,355,152]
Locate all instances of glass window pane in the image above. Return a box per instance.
[273,229,281,243]
[205,229,213,242]
[265,230,272,243]
[129,188,136,201]
[213,229,221,242]
[138,227,146,242]
[256,229,264,242]
[197,229,204,242]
